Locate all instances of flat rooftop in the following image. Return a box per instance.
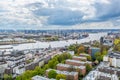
[73,56,87,59]
[57,63,86,69]
[66,59,86,64]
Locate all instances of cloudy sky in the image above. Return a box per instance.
[0,0,120,30]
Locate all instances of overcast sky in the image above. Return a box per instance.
[0,0,120,30]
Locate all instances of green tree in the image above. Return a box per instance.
[86,64,92,73]
[44,64,49,70]
[34,66,44,75]
[16,76,22,80]
[114,43,120,52]
[95,52,103,61]
[4,74,12,80]
[102,49,108,55]
[68,44,79,54]
[77,45,85,54]
[100,45,109,53]
[56,74,66,80]
[48,70,57,79]
[86,55,92,61]
[53,61,59,69]
[79,73,84,80]
[48,60,55,68]
[61,60,65,64]
[92,41,100,47]
[22,70,32,79]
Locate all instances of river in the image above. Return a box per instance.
[0,32,107,51]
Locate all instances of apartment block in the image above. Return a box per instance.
[83,70,119,80]
[57,63,86,75]
[84,62,120,80]
[103,52,120,68]
[65,59,86,66]
[66,59,92,67]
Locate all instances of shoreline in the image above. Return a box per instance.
[0,32,107,51]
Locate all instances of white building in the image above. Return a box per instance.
[84,70,119,80]
[103,55,109,62]
[101,36,114,46]
[103,52,120,68]
[0,62,8,78]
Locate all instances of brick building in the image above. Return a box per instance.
[66,59,86,66]
[57,63,86,75]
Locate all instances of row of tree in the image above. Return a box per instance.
[114,39,120,52]
[68,44,86,54]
